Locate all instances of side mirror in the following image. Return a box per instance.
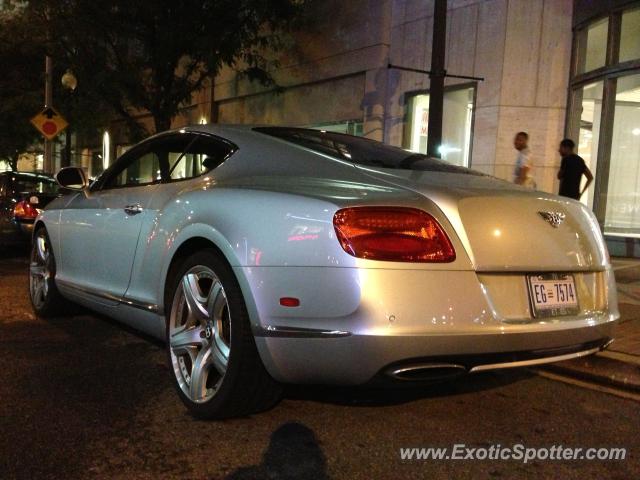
[55,166,88,191]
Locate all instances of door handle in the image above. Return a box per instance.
[124,203,143,215]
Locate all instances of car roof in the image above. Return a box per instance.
[186,124,263,135]
[1,171,55,180]
[137,124,315,157]
[172,124,323,146]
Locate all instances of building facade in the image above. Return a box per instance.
[97,0,640,253]
[210,0,574,191]
[568,0,640,255]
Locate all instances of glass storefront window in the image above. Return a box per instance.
[408,94,430,154]
[406,86,474,167]
[580,18,608,73]
[604,73,640,236]
[620,8,640,63]
[570,2,640,249]
[571,81,603,209]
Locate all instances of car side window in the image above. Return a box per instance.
[101,134,194,189]
[168,135,235,181]
[111,150,162,188]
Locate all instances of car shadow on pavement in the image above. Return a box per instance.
[38,307,532,414]
[35,305,532,415]
[1,309,169,478]
[225,421,330,480]
[3,298,531,479]
[282,369,534,408]
[0,244,29,261]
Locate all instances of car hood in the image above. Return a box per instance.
[354,166,608,272]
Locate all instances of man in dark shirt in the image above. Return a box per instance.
[557,138,593,200]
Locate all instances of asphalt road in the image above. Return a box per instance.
[0,250,638,480]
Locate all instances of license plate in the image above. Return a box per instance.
[527,274,579,318]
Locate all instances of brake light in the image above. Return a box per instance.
[333,207,455,262]
[14,200,39,220]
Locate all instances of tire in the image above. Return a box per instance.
[165,249,282,419]
[29,227,69,317]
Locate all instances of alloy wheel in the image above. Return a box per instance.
[169,265,231,404]
[29,231,51,310]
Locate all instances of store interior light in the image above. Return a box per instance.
[438,144,462,156]
[102,131,110,169]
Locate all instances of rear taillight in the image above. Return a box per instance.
[333,207,456,263]
[14,200,39,220]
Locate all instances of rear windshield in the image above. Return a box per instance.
[254,127,483,175]
[9,175,58,194]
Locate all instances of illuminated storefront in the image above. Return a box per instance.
[96,1,637,254]
[404,85,475,167]
[568,1,640,245]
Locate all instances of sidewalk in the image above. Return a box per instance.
[542,258,640,392]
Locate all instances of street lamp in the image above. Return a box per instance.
[61,69,78,91]
[61,69,78,168]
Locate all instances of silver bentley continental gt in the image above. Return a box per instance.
[29,126,619,418]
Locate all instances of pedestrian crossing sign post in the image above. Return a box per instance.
[30,107,69,141]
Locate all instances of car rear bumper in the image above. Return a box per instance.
[254,319,617,384]
[239,265,620,385]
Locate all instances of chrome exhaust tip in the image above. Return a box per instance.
[386,363,467,382]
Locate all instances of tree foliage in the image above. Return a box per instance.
[0,3,114,169]
[0,5,44,169]
[30,0,304,135]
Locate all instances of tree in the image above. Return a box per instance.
[0,5,44,170]
[30,0,304,136]
[0,3,114,170]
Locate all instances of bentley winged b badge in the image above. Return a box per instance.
[538,211,566,228]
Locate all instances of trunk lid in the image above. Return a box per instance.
[16,192,59,212]
[356,167,608,272]
[20,192,58,206]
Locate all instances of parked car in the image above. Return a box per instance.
[0,171,59,248]
[29,126,619,419]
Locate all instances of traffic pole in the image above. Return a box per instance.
[426,0,447,159]
[44,55,53,173]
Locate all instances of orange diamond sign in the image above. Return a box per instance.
[30,107,68,140]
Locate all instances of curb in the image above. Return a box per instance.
[539,352,640,393]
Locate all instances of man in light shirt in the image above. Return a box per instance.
[513,131,536,189]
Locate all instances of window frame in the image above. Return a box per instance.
[567,2,640,231]
[92,137,169,191]
[402,82,477,168]
[571,7,640,85]
[92,131,237,192]
[165,133,237,184]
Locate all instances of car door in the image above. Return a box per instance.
[122,132,237,308]
[58,133,193,303]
